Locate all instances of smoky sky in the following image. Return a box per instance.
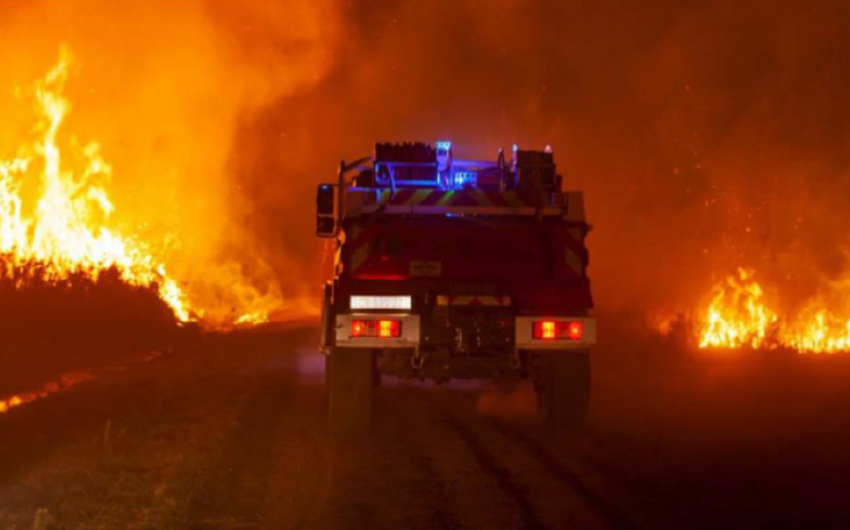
[231,0,850,314]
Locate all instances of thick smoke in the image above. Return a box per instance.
[234,0,850,316]
[0,0,340,323]
[3,0,849,320]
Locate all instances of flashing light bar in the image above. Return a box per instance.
[350,295,412,310]
[453,171,477,188]
[532,321,583,341]
[351,319,403,338]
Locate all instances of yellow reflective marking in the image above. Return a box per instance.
[407,189,433,206]
[436,191,456,206]
[470,191,493,207]
[565,247,583,276]
[351,244,369,272]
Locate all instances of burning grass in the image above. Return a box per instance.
[0,45,298,331]
[696,268,850,354]
[0,48,192,322]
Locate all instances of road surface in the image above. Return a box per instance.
[2,323,850,529]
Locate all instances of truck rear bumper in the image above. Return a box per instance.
[333,313,596,352]
[335,313,421,349]
[515,316,596,350]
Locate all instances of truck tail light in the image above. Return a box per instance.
[532,321,583,341]
[351,319,402,338]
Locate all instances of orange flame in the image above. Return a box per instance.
[0,48,191,320]
[699,268,778,349]
[0,370,94,414]
[698,268,850,354]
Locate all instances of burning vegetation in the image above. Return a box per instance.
[0,44,308,327]
[698,268,850,354]
[0,49,190,321]
[0,370,93,415]
[0,0,340,330]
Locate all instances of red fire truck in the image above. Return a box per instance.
[316,141,595,432]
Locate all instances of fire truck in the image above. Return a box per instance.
[316,141,595,432]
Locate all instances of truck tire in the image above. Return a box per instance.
[327,348,373,434]
[319,283,333,355]
[533,351,590,429]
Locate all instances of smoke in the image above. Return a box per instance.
[234,0,850,316]
[0,0,340,324]
[3,0,849,320]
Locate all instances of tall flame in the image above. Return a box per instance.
[699,268,778,349]
[0,49,189,320]
[698,268,850,354]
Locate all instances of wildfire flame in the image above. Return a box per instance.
[699,268,778,349]
[0,370,94,415]
[698,268,850,354]
[0,48,190,319]
[0,49,221,323]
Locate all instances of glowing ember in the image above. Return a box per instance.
[0,49,190,319]
[698,268,850,354]
[0,370,94,414]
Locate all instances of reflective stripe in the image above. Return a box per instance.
[470,191,494,207]
[348,225,369,274]
[565,249,583,276]
[345,189,586,220]
[405,189,434,206]
[436,191,456,206]
[565,227,584,276]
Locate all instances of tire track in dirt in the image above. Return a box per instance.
[444,415,548,530]
[488,421,637,529]
[385,392,467,530]
[323,386,466,530]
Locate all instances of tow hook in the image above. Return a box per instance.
[411,349,425,370]
[510,350,522,371]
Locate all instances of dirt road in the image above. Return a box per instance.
[2,323,850,529]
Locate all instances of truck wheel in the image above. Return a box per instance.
[319,283,333,355]
[533,352,590,429]
[328,348,373,434]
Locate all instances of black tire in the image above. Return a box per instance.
[533,351,590,429]
[319,283,333,354]
[327,347,373,434]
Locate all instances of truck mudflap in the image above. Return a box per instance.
[335,313,421,349]
[515,316,596,350]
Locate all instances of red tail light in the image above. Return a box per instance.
[351,319,402,338]
[533,321,583,341]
